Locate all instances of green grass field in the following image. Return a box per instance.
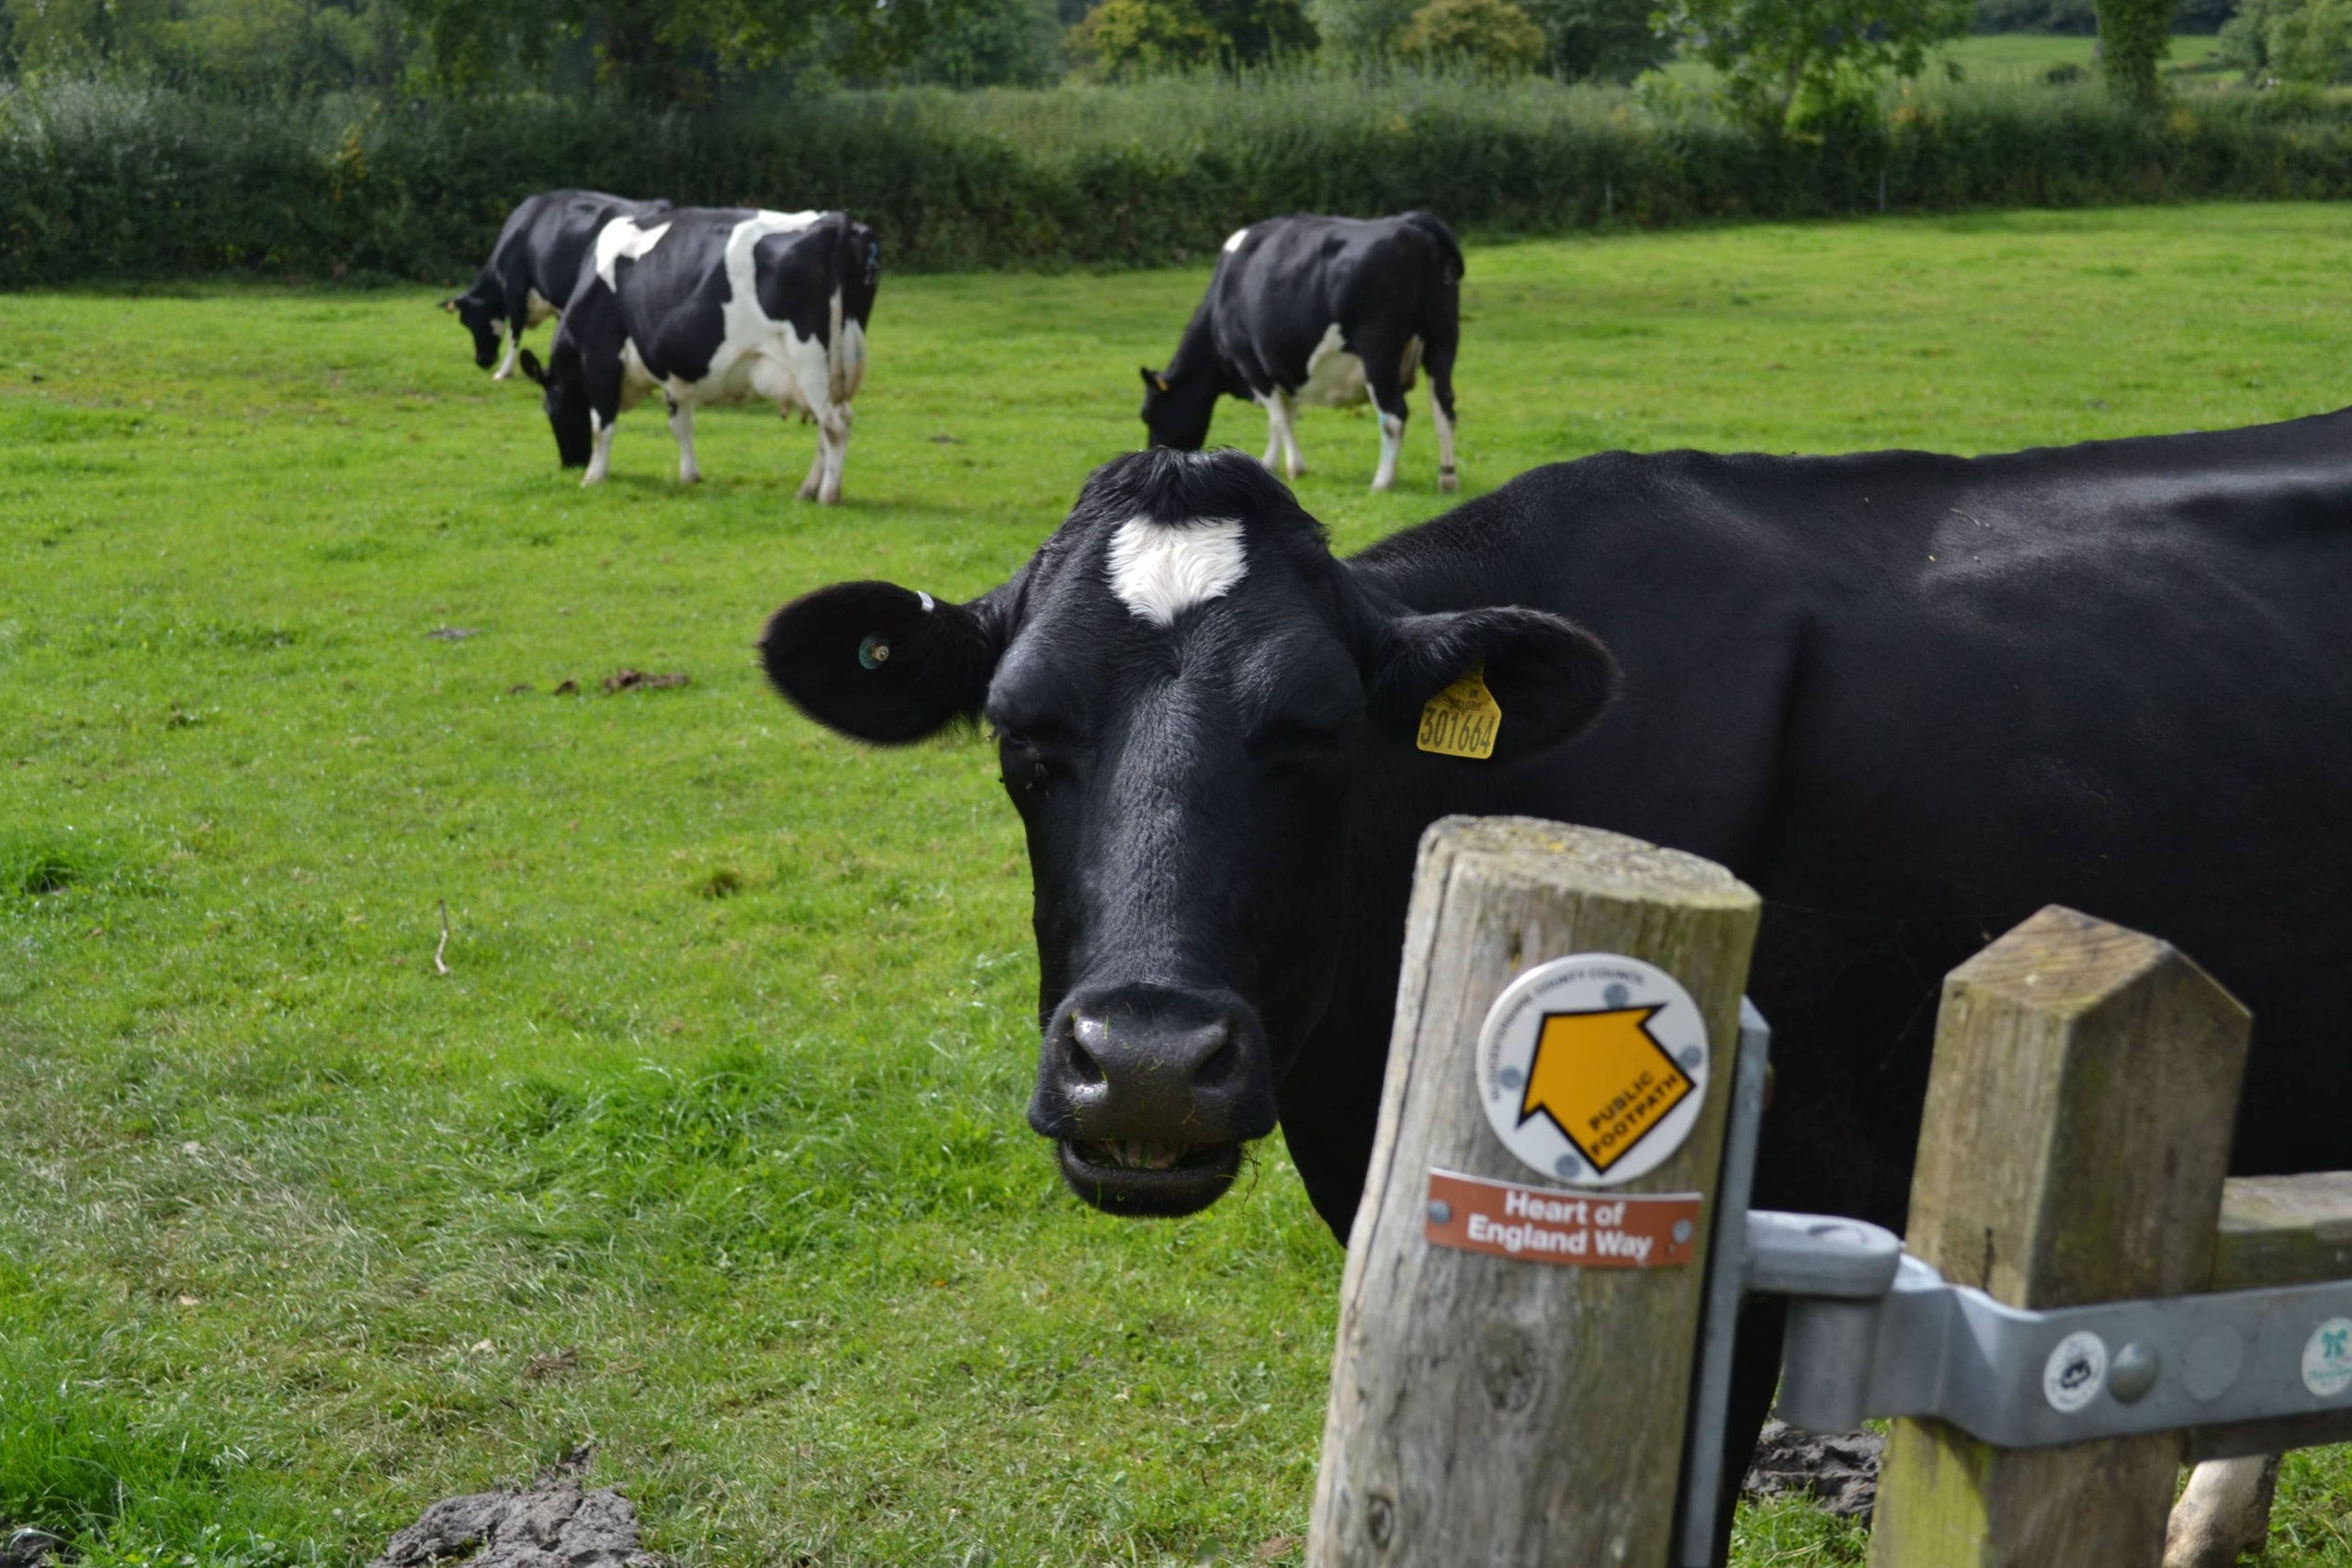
[5,203,2351,1568]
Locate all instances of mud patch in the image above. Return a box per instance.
[2,1528,64,1568]
[368,1453,667,1568]
[1740,1419,1883,1519]
[602,670,688,694]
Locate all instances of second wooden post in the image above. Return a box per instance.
[1307,816,1762,1568]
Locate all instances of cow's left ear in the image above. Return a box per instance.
[1367,605,1621,764]
[761,581,1004,746]
[439,297,458,314]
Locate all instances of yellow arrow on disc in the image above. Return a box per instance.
[1520,1005,1695,1174]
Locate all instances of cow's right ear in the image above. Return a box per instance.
[517,349,546,386]
[761,581,1003,745]
[439,297,458,314]
[1140,366,1170,394]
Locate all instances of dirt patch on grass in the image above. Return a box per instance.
[1740,1419,1883,1518]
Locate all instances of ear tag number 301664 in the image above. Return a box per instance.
[1418,668,1502,760]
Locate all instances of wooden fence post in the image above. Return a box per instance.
[1307,816,1761,1568]
[1868,905,2253,1567]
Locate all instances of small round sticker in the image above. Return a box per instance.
[2043,1331,2109,1414]
[2304,1317,2352,1399]
[1476,953,1710,1187]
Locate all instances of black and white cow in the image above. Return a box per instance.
[442,189,673,379]
[1141,212,1463,494]
[518,208,879,502]
[760,423,2352,1562]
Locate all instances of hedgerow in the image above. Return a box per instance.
[5,69,2352,284]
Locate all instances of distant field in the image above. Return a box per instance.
[4,204,2350,1568]
[1660,30,2229,85]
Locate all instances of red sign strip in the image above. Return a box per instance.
[1423,1168,1702,1269]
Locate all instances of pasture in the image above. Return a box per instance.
[4,201,2352,1568]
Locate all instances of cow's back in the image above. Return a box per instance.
[1339,411,2352,1221]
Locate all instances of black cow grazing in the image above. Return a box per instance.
[518,208,879,502]
[1141,213,1463,494]
[442,189,673,379]
[761,423,2352,1562]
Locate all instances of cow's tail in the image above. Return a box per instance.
[1401,211,1464,286]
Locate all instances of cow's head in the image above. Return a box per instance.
[443,289,503,371]
[518,345,593,468]
[761,449,1618,1218]
[1138,366,1220,453]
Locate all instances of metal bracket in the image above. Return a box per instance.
[1772,1227,2352,1453]
[1674,1003,2352,1563]
[1673,998,1771,1567]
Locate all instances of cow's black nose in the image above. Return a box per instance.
[1029,985,1275,1145]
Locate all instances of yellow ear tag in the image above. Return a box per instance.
[1417,667,1502,759]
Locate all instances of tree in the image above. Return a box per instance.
[1067,0,1309,73]
[2218,0,2352,81]
[904,0,1059,83]
[1657,0,1969,132]
[394,0,963,100]
[1396,0,1544,67]
[2091,0,2172,101]
[1517,0,1668,78]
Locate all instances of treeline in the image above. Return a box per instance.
[7,69,2352,288]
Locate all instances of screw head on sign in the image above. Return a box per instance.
[1671,1218,1694,1244]
[1427,1200,1452,1225]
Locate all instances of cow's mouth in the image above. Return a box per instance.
[1057,1138,1240,1217]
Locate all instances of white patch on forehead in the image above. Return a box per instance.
[1105,516,1247,628]
[1223,227,1250,254]
[595,217,674,290]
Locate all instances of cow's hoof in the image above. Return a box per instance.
[1058,1139,1240,1218]
[1369,479,1396,495]
[1439,474,1460,493]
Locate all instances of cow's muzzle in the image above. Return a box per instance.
[1029,984,1278,1218]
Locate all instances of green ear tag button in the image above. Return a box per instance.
[1418,668,1501,759]
[858,636,891,670]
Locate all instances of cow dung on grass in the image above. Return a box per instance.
[368,1458,665,1568]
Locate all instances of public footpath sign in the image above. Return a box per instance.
[1476,952,1712,1186]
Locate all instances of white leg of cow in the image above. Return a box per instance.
[2164,1455,2280,1568]
[1260,397,1283,470]
[493,331,518,381]
[669,398,701,484]
[793,402,825,501]
[1432,400,1459,492]
[1279,392,1306,479]
[582,411,614,488]
[1371,410,1406,493]
[817,405,852,504]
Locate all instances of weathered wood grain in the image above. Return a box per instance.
[2211,1171,2352,1292]
[1306,816,1761,1568]
[1867,905,2253,1568]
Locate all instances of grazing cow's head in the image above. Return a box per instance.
[443,290,503,371]
[518,345,593,468]
[761,449,1618,1217]
[1138,365,1221,454]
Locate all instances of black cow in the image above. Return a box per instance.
[442,189,673,379]
[1141,213,1463,494]
[519,208,879,502]
[758,425,2352,1560]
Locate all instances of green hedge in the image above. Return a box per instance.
[6,71,2352,285]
